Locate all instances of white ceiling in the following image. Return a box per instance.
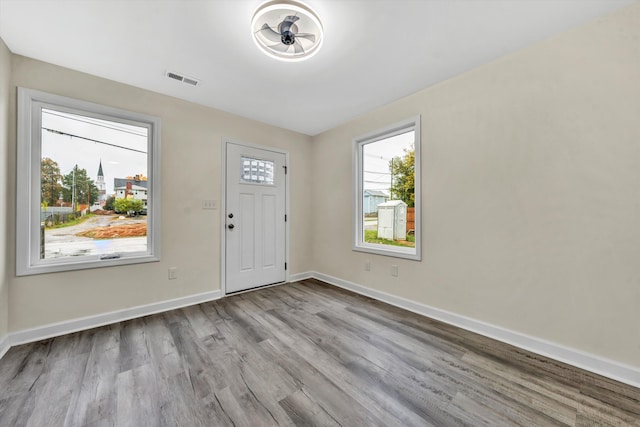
[0,0,635,136]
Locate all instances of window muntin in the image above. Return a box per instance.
[240,156,275,185]
[353,116,421,260]
[17,88,161,275]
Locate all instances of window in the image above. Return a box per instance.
[353,116,421,260]
[17,88,161,275]
[241,156,275,184]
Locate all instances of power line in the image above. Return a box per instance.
[364,175,392,183]
[43,128,147,154]
[43,110,148,137]
[364,152,392,159]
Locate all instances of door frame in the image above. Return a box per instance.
[220,138,290,296]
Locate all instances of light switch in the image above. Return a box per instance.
[202,199,217,210]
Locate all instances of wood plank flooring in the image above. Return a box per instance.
[1,279,638,426]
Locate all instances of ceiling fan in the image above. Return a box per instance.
[251,1,324,61]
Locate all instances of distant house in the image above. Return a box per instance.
[363,189,389,214]
[114,176,148,211]
[114,175,148,191]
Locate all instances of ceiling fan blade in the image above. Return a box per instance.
[268,42,291,53]
[295,33,316,43]
[280,15,299,32]
[293,41,305,55]
[258,23,282,43]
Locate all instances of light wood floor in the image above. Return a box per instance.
[0,279,638,426]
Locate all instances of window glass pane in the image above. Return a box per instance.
[362,130,415,249]
[240,156,274,184]
[40,108,148,260]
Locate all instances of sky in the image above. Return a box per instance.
[363,130,415,194]
[41,109,148,195]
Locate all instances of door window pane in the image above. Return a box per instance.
[240,157,275,184]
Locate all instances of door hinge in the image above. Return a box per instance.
[283,165,288,174]
[284,214,287,222]
[285,262,288,270]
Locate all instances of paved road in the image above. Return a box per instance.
[44,215,147,259]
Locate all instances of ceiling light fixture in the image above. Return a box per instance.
[251,0,323,62]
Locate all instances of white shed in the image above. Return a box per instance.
[377,200,407,241]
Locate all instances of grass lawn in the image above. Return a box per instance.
[46,213,95,229]
[364,229,415,247]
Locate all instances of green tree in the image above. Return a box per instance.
[104,195,115,211]
[114,198,143,215]
[389,146,415,207]
[62,165,100,209]
[41,157,62,206]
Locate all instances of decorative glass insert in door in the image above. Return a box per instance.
[240,157,275,184]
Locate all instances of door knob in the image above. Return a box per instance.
[228,224,235,229]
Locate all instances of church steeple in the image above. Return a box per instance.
[96,160,106,203]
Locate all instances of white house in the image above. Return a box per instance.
[114,184,148,210]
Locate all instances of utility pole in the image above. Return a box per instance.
[71,165,76,213]
[390,158,394,200]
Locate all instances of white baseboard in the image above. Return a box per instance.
[288,271,314,282]
[304,271,640,389]
[0,334,10,360]
[5,290,222,349]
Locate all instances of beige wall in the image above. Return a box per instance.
[0,38,10,341]
[311,3,640,368]
[7,55,312,332]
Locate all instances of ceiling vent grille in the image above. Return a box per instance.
[165,71,200,87]
[183,77,199,86]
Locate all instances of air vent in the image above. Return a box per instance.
[165,71,200,87]
[183,77,199,86]
[167,72,184,82]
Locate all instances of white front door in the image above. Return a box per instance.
[225,142,287,293]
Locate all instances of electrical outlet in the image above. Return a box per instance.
[202,199,217,210]
[168,267,177,280]
[391,265,398,277]
[365,260,371,271]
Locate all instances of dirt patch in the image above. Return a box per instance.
[76,223,147,239]
[93,209,115,215]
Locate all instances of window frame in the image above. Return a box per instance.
[353,115,421,261]
[16,87,161,276]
